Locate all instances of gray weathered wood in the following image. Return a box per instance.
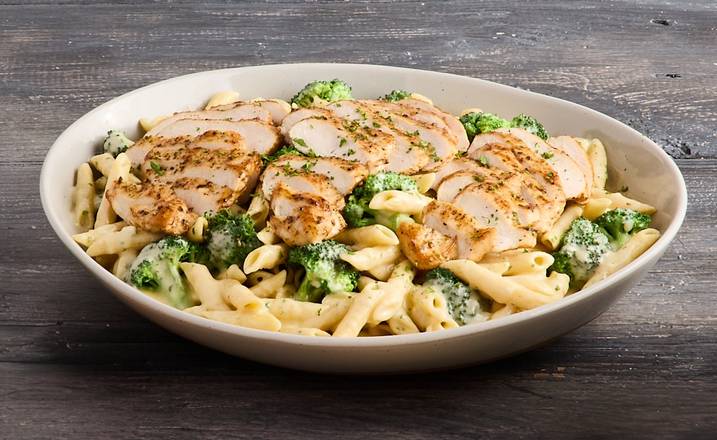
[1,1,715,438]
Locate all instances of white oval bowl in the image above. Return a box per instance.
[40,64,687,373]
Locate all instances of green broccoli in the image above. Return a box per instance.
[510,114,549,140]
[291,79,353,108]
[382,89,411,102]
[261,145,303,165]
[459,112,511,141]
[287,240,359,303]
[342,172,418,228]
[127,236,201,308]
[205,209,262,271]
[103,129,134,157]
[550,218,612,288]
[423,268,489,325]
[594,208,651,248]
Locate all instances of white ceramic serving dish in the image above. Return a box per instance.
[40,63,687,373]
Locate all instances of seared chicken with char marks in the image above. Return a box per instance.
[421,200,495,262]
[270,154,368,195]
[269,184,347,246]
[145,103,273,135]
[396,221,457,270]
[107,180,197,235]
[149,119,281,155]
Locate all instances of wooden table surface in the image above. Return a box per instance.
[1,1,715,438]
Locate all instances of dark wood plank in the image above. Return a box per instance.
[1,1,715,438]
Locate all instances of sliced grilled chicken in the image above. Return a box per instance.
[491,128,589,201]
[452,183,537,252]
[362,101,459,168]
[325,101,432,174]
[280,108,331,137]
[436,170,490,202]
[431,157,490,190]
[422,200,496,262]
[271,154,368,195]
[261,164,345,209]
[548,135,593,194]
[396,222,457,270]
[365,100,458,143]
[252,99,292,125]
[149,119,281,155]
[187,130,245,151]
[170,178,240,215]
[468,134,566,231]
[146,104,272,135]
[287,116,393,170]
[269,184,346,246]
[390,98,469,151]
[107,180,196,235]
[142,146,261,211]
[125,136,190,167]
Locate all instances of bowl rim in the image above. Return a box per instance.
[40,62,688,348]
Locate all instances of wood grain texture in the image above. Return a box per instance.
[0,1,715,439]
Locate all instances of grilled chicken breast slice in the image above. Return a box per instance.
[261,164,345,209]
[362,101,458,168]
[452,183,537,252]
[280,108,332,137]
[548,135,594,193]
[468,135,566,231]
[149,119,281,155]
[325,101,432,174]
[436,170,491,202]
[396,222,457,270]
[125,136,190,167]
[271,154,368,195]
[106,180,197,235]
[491,128,589,201]
[142,146,261,211]
[389,98,469,151]
[431,157,490,190]
[146,104,273,135]
[422,200,496,262]
[212,99,291,125]
[269,184,346,246]
[287,116,393,170]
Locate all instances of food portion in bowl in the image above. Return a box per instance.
[69,79,660,337]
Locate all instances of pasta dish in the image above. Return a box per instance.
[69,80,660,337]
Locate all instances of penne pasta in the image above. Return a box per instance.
[584,228,660,288]
[72,163,96,230]
[340,245,401,271]
[369,190,432,215]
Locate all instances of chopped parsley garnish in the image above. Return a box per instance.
[541,151,554,160]
[293,138,307,147]
[478,156,489,167]
[150,161,164,176]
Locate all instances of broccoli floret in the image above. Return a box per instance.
[291,79,353,108]
[550,218,612,288]
[287,240,359,303]
[510,114,549,140]
[103,129,134,157]
[424,268,489,325]
[261,145,303,165]
[127,236,198,308]
[594,208,651,248]
[343,172,418,228]
[459,112,511,141]
[382,89,411,102]
[205,209,261,271]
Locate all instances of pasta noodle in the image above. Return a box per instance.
[332,282,386,337]
[216,264,247,283]
[411,173,436,194]
[441,259,567,310]
[204,91,240,110]
[257,225,280,245]
[540,205,583,250]
[112,248,138,280]
[249,270,287,298]
[587,138,608,190]
[95,152,132,228]
[370,261,416,324]
[72,221,127,248]
[584,228,660,288]
[243,244,287,274]
[369,190,432,215]
[85,225,161,257]
[139,115,169,132]
[72,162,96,230]
[340,245,401,271]
[408,286,459,332]
[334,224,399,247]
[187,216,207,243]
